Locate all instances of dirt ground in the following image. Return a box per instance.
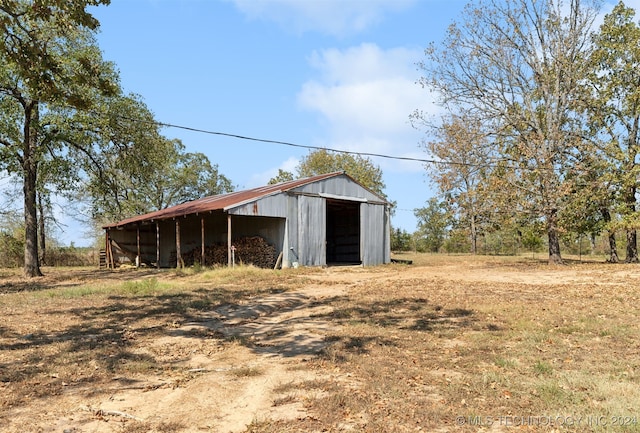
[2,255,639,432]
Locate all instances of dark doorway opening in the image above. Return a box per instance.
[326,199,361,265]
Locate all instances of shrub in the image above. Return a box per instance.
[0,231,24,267]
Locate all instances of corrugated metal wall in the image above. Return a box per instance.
[297,195,326,266]
[295,176,382,202]
[229,193,288,218]
[361,202,387,266]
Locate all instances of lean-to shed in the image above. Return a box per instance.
[102,171,391,269]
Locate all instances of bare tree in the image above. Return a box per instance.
[417,0,599,264]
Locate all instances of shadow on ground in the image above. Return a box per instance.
[0,280,479,413]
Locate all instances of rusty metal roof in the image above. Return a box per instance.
[103,171,347,229]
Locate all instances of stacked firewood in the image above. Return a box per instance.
[181,236,277,268]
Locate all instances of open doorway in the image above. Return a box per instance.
[326,199,361,265]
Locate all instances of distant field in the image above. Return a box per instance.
[1,254,639,432]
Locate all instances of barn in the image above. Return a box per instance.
[102,171,391,269]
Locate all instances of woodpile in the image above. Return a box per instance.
[180,236,277,268]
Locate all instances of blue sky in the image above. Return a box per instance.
[2,0,629,246]
[80,0,459,243]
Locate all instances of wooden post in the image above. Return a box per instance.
[105,229,111,269]
[201,216,205,266]
[156,221,160,269]
[274,251,283,270]
[176,219,182,269]
[136,224,141,268]
[227,214,232,267]
[107,233,115,269]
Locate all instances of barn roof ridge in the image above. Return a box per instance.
[103,171,348,229]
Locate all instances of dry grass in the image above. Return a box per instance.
[250,254,640,432]
[0,265,312,424]
[2,257,640,432]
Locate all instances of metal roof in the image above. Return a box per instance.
[103,171,348,229]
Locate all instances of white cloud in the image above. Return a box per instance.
[297,43,440,172]
[230,0,415,36]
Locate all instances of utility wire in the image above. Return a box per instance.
[117,114,506,169]
[159,121,429,163]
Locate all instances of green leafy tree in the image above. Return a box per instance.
[390,227,412,252]
[414,198,451,253]
[418,0,599,264]
[0,0,117,276]
[297,149,387,200]
[560,148,617,260]
[162,148,234,207]
[85,128,235,222]
[520,225,544,257]
[584,1,640,262]
[0,209,24,267]
[268,169,294,185]
[75,94,168,221]
[444,226,471,254]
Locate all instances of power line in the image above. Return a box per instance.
[154,118,440,164]
[118,115,498,168]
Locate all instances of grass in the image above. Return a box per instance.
[229,366,263,378]
[2,256,640,432]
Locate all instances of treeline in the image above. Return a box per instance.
[391,225,621,258]
[0,232,98,268]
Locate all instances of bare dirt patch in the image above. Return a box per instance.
[2,256,640,432]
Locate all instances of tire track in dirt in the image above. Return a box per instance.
[40,285,345,433]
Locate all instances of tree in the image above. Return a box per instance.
[418,0,599,264]
[414,198,451,253]
[520,225,544,256]
[163,148,234,207]
[83,110,235,223]
[390,227,412,252]
[268,169,294,185]
[297,149,387,200]
[560,147,618,261]
[75,94,170,221]
[0,0,117,277]
[415,112,495,254]
[584,1,640,262]
[0,208,24,267]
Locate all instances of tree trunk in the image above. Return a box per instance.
[625,185,638,262]
[38,192,47,266]
[601,207,618,263]
[23,102,42,277]
[626,229,638,263]
[609,231,619,263]
[547,209,563,265]
[470,213,477,255]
